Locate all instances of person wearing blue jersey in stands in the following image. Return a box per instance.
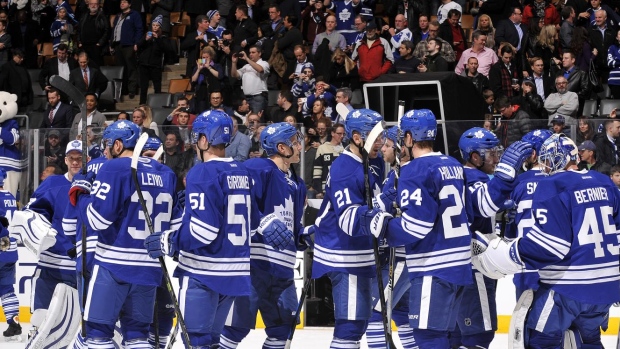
[69,120,182,349]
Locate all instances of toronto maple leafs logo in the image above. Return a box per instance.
[350,110,361,119]
[339,9,351,22]
[273,195,295,231]
[474,130,485,138]
[267,127,276,135]
[533,130,542,137]
[118,120,128,128]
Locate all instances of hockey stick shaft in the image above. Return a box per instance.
[363,150,396,349]
[132,134,191,349]
[284,275,312,349]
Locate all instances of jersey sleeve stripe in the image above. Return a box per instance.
[477,185,500,217]
[86,203,113,231]
[539,263,620,284]
[527,226,570,259]
[189,216,219,245]
[314,244,375,267]
[338,205,360,236]
[400,213,433,239]
[62,218,77,236]
[170,216,182,231]
[406,246,471,272]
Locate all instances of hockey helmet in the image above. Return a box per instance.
[191,110,233,146]
[261,122,302,157]
[538,133,578,175]
[400,109,437,141]
[521,129,553,154]
[102,120,141,149]
[344,109,384,140]
[459,127,500,163]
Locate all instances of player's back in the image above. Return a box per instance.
[395,153,473,286]
[88,157,179,286]
[244,158,306,278]
[313,151,383,279]
[174,158,254,296]
[525,169,620,304]
[0,189,17,263]
[505,169,547,239]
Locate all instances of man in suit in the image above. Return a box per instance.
[529,56,554,100]
[77,0,111,68]
[589,9,615,82]
[69,51,109,98]
[40,88,75,131]
[0,49,32,113]
[180,14,217,78]
[39,44,79,92]
[494,6,528,76]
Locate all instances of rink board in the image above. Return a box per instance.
[2,246,620,334]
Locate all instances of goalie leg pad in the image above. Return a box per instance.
[508,289,533,349]
[26,283,81,349]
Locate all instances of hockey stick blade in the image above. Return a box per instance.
[153,145,164,161]
[364,122,386,155]
[132,133,149,169]
[50,75,86,107]
[336,103,350,121]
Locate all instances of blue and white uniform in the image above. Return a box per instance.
[0,188,19,328]
[327,0,361,45]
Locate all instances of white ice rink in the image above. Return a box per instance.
[1,324,619,348]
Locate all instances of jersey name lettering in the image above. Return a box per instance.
[574,187,609,204]
[140,173,164,187]
[438,166,463,181]
[227,175,250,189]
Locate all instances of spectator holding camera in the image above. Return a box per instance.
[291,63,316,98]
[231,45,269,113]
[163,97,193,126]
[191,46,224,112]
[181,14,217,79]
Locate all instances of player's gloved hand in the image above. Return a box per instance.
[501,199,517,224]
[0,236,9,251]
[0,216,9,228]
[38,228,58,255]
[67,246,77,258]
[69,172,96,206]
[298,225,315,250]
[495,141,533,182]
[144,229,177,258]
[360,208,392,239]
[176,190,186,209]
[258,213,293,251]
[372,188,398,214]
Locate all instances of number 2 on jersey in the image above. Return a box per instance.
[128,191,173,240]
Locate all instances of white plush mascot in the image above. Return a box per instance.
[0,92,23,197]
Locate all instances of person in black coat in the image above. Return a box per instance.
[7,10,40,69]
[0,50,32,112]
[232,5,258,51]
[39,43,78,91]
[77,0,111,68]
[180,14,217,78]
[40,88,74,130]
[390,40,421,73]
[277,15,303,78]
[136,15,175,104]
[495,6,529,74]
[69,52,109,98]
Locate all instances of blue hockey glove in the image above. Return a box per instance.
[501,199,516,224]
[144,230,177,258]
[495,141,533,182]
[258,213,294,251]
[372,188,398,213]
[69,172,96,206]
[298,225,315,250]
[360,208,393,239]
[176,190,186,209]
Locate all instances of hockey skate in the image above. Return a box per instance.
[3,321,22,342]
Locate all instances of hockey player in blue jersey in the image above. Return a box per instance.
[220,122,310,349]
[312,108,387,349]
[473,133,620,348]
[69,120,182,349]
[24,140,85,342]
[380,111,533,349]
[365,126,417,349]
[0,169,20,340]
[504,129,552,299]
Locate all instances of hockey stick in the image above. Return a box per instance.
[385,101,405,330]
[50,75,88,337]
[132,134,191,349]
[336,103,350,122]
[362,122,397,349]
[284,253,313,349]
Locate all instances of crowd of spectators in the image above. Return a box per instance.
[7,0,620,196]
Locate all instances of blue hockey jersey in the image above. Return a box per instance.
[26,174,75,274]
[382,169,406,262]
[519,169,620,304]
[386,152,473,286]
[80,157,182,286]
[171,158,258,296]
[0,119,24,172]
[63,157,107,274]
[245,158,307,279]
[505,168,547,292]
[0,190,17,263]
[313,150,385,279]
[328,0,361,45]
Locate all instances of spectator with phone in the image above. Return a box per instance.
[291,63,316,98]
[191,46,224,112]
[231,45,270,113]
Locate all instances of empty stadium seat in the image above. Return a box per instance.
[147,93,173,108]
[599,99,620,116]
[582,100,598,117]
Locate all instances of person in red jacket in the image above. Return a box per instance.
[351,20,394,83]
[523,0,560,27]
